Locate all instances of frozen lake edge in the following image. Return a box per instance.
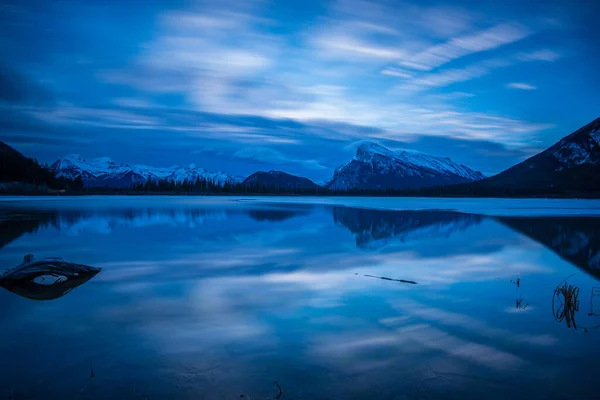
[1,195,600,217]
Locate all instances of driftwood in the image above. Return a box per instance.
[361,274,417,285]
[0,254,101,300]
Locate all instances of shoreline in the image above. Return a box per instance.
[1,192,600,199]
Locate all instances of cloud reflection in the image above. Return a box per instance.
[3,201,600,398]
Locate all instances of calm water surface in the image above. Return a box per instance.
[1,197,600,400]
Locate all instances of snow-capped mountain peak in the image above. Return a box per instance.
[327,141,485,191]
[55,154,130,174]
[354,141,484,181]
[355,142,398,162]
[51,155,237,188]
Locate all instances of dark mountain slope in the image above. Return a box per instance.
[474,117,600,193]
[0,141,82,191]
[242,170,320,191]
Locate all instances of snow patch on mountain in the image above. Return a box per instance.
[590,128,600,145]
[54,154,131,178]
[552,141,593,169]
[550,119,600,171]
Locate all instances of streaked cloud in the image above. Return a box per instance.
[1,0,592,179]
[506,82,537,90]
[381,67,413,78]
[517,49,561,62]
[399,23,530,71]
[97,0,554,139]
[312,34,406,60]
[397,50,558,91]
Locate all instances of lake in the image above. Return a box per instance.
[1,196,600,400]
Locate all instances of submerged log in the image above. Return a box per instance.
[0,254,101,300]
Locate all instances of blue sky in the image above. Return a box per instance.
[0,0,598,180]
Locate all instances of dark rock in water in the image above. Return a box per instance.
[0,254,101,300]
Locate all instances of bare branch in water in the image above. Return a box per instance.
[553,281,580,330]
[274,381,283,399]
[77,365,95,398]
[510,277,520,288]
[589,287,600,316]
[516,294,528,310]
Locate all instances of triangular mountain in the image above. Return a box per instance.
[326,142,485,190]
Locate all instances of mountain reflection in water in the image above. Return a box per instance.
[498,217,600,280]
[1,200,600,400]
[4,205,598,279]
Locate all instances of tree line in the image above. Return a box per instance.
[128,177,325,195]
[2,160,597,198]
[95,177,599,198]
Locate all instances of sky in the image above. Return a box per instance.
[0,0,599,181]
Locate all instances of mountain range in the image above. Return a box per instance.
[51,154,239,188]
[45,141,487,191]
[1,116,599,196]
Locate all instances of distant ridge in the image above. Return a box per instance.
[242,170,320,190]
